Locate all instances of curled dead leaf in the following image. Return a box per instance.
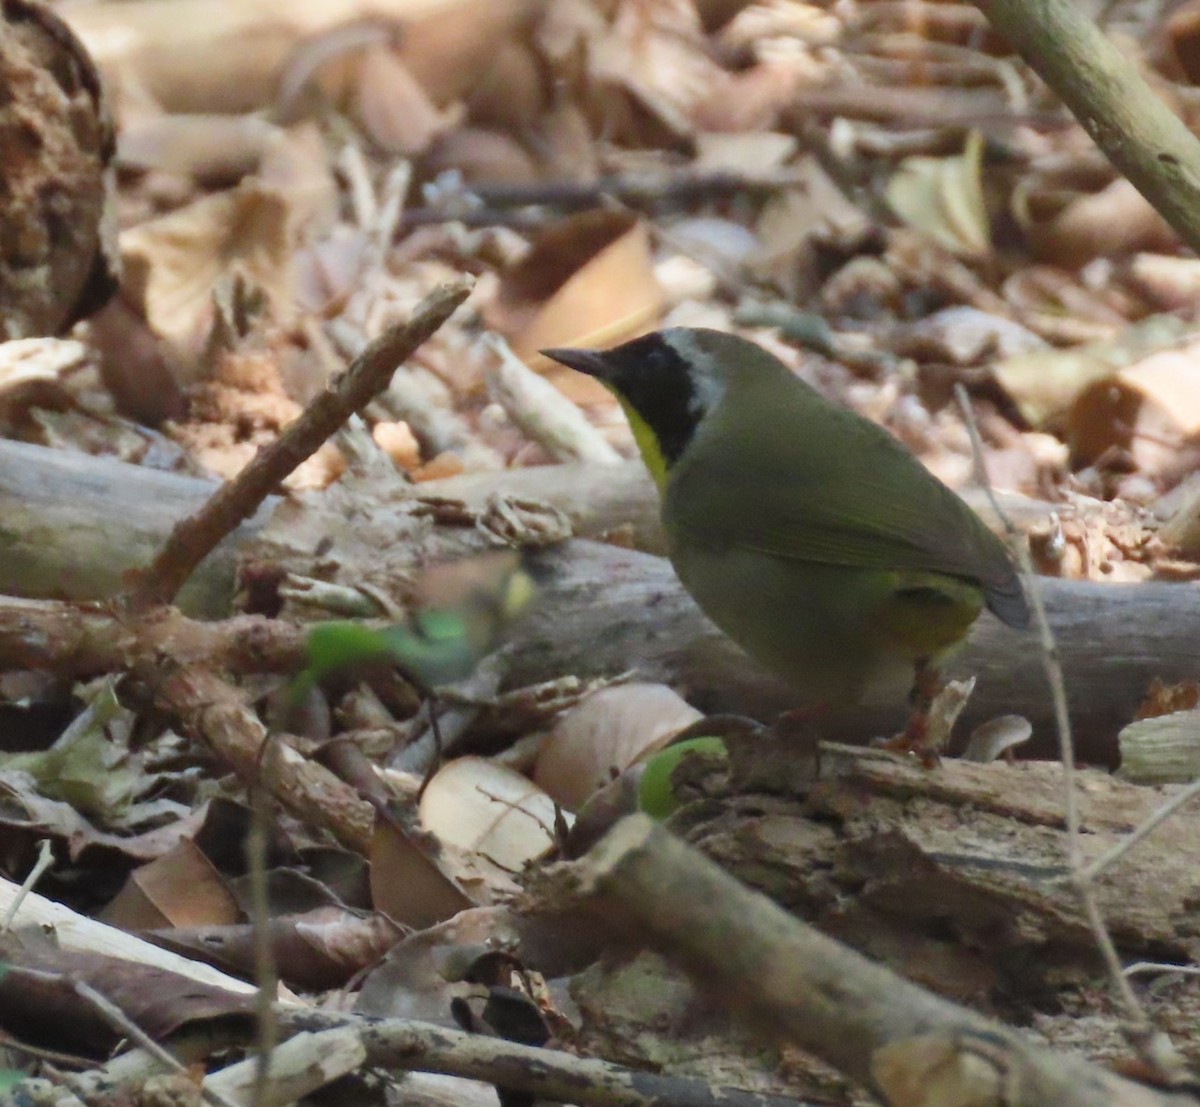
[961,715,1032,764]
[419,757,565,870]
[121,180,294,359]
[353,46,460,156]
[533,683,703,811]
[993,314,1189,428]
[0,339,87,422]
[1021,178,1175,267]
[1068,343,1200,473]
[486,209,665,406]
[886,131,989,258]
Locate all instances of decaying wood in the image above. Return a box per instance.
[559,813,1190,1106]
[529,748,1200,1091]
[0,440,1069,611]
[686,749,1200,987]
[0,440,273,617]
[0,443,662,615]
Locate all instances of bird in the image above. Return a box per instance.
[541,328,1028,738]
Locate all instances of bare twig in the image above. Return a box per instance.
[971,0,1200,255]
[484,334,622,466]
[1,840,53,932]
[248,772,279,1106]
[124,280,472,610]
[276,1008,807,1107]
[1080,773,1200,884]
[953,386,1183,1078]
[406,170,808,224]
[152,665,375,851]
[10,969,242,1107]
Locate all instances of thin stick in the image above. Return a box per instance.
[2,840,53,932]
[971,0,1200,256]
[9,969,242,1107]
[277,1007,807,1107]
[1080,772,1200,884]
[247,771,279,1106]
[952,385,1164,1058]
[125,280,473,610]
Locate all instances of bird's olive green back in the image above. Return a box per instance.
[664,347,1026,626]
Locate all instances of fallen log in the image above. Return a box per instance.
[3,440,1198,763]
[513,541,1200,764]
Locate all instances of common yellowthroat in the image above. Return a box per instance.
[542,329,1028,719]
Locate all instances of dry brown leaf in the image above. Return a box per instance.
[992,313,1190,428]
[1068,342,1200,474]
[121,180,294,357]
[258,122,341,238]
[1165,1,1200,82]
[487,210,665,404]
[419,756,563,869]
[533,683,703,811]
[692,53,804,132]
[117,114,283,184]
[102,839,240,930]
[424,128,541,186]
[1021,178,1176,267]
[67,0,546,115]
[0,943,257,1055]
[465,37,548,132]
[749,156,869,296]
[584,0,727,140]
[370,816,476,930]
[353,45,460,156]
[293,225,371,314]
[526,100,599,182]
[1127,253,1200,312]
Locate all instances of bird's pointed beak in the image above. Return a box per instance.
[540,346,613,380]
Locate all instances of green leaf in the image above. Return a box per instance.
[637,737,727,819]
[293,559,536,701]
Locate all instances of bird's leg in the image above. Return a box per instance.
[877,658,942,763]
[905,657,941,743]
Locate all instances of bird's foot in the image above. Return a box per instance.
[875,660,943,766]
[876,707,941,767]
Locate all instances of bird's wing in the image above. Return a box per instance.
[666,402,1028,627]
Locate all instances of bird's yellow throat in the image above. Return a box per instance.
[614,393,670,491]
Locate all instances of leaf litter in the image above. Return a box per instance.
[3,0,1200,1101]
